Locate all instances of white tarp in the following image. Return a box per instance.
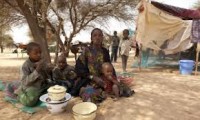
[136,1,193,54]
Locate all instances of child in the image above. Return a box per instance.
[101,62,134,99]
[101,62,120,100]
[16,42,52,107]
[119,29,133,73]
[52,54,77,92]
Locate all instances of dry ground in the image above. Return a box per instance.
[0,50,200,120]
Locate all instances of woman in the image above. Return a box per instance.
[71,28,116,102]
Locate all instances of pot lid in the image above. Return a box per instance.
[47,85,66,93]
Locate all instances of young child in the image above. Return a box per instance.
[101,62,120,100]
[16,42,52,107]
[101,62,134,99]
[52,54,77,92]
[119,29,133,73]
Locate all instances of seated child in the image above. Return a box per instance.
[101,62,134,99]
[52,54,77,92]
[15,42,52,107]
[101,62,120,99]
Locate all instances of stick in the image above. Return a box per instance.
[195,49,199,75]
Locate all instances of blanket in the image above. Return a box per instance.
[0,80,46,114]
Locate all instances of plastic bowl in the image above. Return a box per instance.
[72,102,97,120]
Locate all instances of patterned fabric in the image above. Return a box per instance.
[151,1,200,19]
[52,65,77,91]
[4,81,20,99]
[79,86,106,103]
[5,81,41,107]
[101,75,117,93]
[14,58,51,106]
[74,46,115,99]
[75,46,112,78]
[118,83,134,97]
[191,20,200,43]
[52,65,76,81]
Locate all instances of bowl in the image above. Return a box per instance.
[40,93,71,114]
[72,102,97,120]
[46,101,68,114]
[47,85,66,101]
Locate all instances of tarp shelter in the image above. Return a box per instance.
[135,0,200,73]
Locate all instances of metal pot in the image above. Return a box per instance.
[47,85,66,101]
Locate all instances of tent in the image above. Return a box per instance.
[135,0,200,74]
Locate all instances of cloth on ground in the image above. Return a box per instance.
[0,80,46,114]
[79,86,106,104]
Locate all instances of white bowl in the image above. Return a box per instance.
[40,93,71,114]
[46,101,68,114]
[72,102,97,120]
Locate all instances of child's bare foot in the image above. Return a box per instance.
[112,97,119,101]
[110,95,119,101]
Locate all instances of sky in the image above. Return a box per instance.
[10,0,199,44]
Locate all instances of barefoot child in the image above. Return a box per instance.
[101,62,134,99]
[101,62,120,99]
[119,29,133,73]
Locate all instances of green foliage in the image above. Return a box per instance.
[0,29,13,48]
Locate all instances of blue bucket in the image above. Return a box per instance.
[179,60,194,75]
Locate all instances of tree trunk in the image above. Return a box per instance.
[65,41,71,57]
[65,35,74,57]
[0,45,3,53]
[16,0,51,63]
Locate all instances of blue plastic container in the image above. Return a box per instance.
[179,60,195,75]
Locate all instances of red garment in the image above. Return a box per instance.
[101,76,117,93]
[151,1,200,19]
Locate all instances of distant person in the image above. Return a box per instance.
[52,54,77,93]
[119,29,133,73]
[13,49,18,53]
[110,31,120,62]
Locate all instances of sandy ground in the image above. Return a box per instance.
[0,50,200,120]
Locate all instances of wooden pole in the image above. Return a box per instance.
[195,50,199,75]
[138,45,142,71]
[195,43,199,75]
